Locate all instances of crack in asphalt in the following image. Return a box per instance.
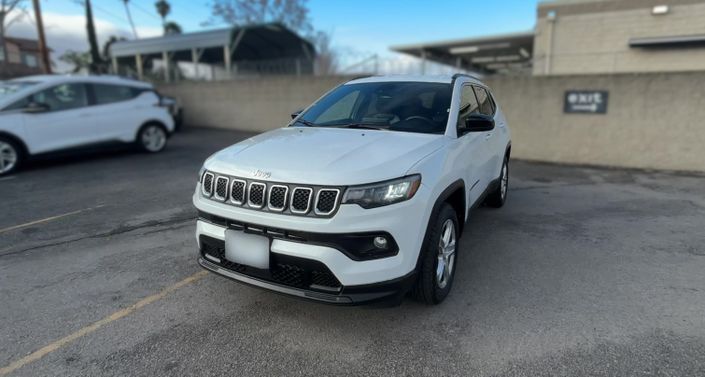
[0,216,196,258]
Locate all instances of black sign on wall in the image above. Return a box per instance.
[564,91,609,114]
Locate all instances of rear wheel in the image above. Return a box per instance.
[411,203,459,305]
[0,137,22,176]
[137,123,168,153]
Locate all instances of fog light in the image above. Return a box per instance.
[373,236,388,249]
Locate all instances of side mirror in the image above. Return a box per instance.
[23,102,50,114]
[463,114,495,133]
[291,109,303,119]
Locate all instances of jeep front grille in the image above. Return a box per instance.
[248,182,266,208]
[200,171,342,218]
[315,189,340,215]
[268,185,288,211]
[290,187,313,214]
[230,179,246,204]
[202,172,214,197]
[214,176,229,201]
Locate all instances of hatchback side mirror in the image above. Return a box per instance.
[23,101,50,114]
[291,109,303,119]
[463,114,495,133]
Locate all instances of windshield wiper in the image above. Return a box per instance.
[332,123,387,130]
[292,118,317,127]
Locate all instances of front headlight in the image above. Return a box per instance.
[198,165,206,182]
[342,175,421,209]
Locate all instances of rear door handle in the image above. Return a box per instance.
[485,133,492,140]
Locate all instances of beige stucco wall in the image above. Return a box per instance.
[159,76,355,132]
[534,0,705,76]
[159,72,705,173]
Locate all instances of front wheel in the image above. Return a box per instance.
[411,203,459,305]
[137,124,168,153]
[485,156,509,208]
[0,137,22,176]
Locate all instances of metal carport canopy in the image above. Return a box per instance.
[390,31,535,74]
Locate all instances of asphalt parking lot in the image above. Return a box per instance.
[1,128,704,376]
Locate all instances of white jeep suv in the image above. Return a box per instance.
[0,75,174,176]
[194,74,511,305]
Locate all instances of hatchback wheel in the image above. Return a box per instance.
[0,138,22,176]
[137,124,168,153]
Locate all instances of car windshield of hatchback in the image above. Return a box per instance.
[0,81,38,99]
[294,81,453,134]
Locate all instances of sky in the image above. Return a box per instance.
[7,0,541,72]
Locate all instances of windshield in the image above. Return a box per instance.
[0,81,38,99]
[295,81,453,134]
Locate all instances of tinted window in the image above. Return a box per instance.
[456,85,480,130]
[93,84,139,105]
[3,97,30,111]
[32,84,88,112]
[473,86,494,116]
[298,82,453,135]
[315,90,360,124]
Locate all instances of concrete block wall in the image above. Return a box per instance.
[534,0,705,75]
[159,72,705,173]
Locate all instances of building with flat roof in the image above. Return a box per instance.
[109,23,316,82]
[391,0,705,76]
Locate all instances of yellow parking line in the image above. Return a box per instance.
[0,270,209,376]
[0,205,105,235]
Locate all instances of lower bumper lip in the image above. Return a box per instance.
[198,257,415,305]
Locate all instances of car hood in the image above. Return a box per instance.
[205,127,446,185]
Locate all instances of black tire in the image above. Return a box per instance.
[485,156,509,208]
[0,136,23,176]
[411,203,459,305]
[136,123,168,153]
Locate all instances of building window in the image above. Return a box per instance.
[24,53,38,68]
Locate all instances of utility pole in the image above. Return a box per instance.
[32,0,51,74]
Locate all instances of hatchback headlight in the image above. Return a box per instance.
[342,175,421,209]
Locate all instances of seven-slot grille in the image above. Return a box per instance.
[230,179,246,204]
[315,189,340,215]
[268,185,288,211]
[201,171,340,217]
[201,172,214,196]
[213,176,229,201]
[248,182,266,208]
[291,187,313,214]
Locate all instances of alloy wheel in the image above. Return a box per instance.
[0,141,18,175]
[436,218,457,289]
[141,126,166,152]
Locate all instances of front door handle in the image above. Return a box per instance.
[485,132,492,140]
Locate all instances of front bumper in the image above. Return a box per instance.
[198,257,416,305]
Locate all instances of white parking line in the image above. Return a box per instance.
[0,176,16,182]
[0,205,105,235]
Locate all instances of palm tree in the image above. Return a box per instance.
[155,0,170,28]
[121,0,138,38]
[164,21,181,35]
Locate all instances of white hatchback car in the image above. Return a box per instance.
[195,74,511,305]
[0,75,174,175]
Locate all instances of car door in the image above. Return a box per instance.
[472,85,502,183]
[21,83,96,154]
[89,83,148,142]
[454,84,490,206]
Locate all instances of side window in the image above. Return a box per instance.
[315,90,360,124]
[93,84,138,105]
[3,97,30,111]
[473,86,494,116]
[32,84,88,112]
[456,85,480,130]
